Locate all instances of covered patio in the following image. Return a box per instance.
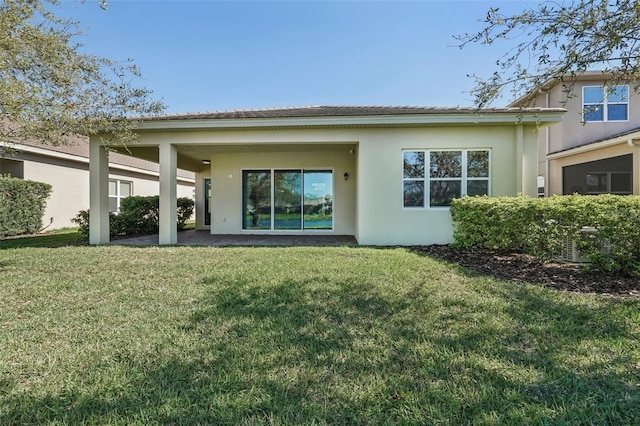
[110,230,358,246]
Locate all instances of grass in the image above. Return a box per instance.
[0,227,83,249]
[0,238,639,424]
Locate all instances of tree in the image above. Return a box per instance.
[0,0,164,153]
[457,0,640,107]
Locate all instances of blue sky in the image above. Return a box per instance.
[58,0,534,114]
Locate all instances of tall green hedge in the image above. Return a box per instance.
[450,195,640,276]
[0,176,52,237]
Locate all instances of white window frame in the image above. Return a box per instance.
[108,179,133,213]
[402,149,491,209]
[582,85,629,122]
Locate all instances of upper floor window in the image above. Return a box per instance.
[109,179,132,212]
[583,85,629,122]
[403,149,490,208]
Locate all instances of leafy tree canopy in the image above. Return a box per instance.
[0,0,164,152]
[458,0,640,107]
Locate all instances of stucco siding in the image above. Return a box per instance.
[130,125,541,245]
[356,127,535,245]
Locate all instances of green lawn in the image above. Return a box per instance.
[1,237,639,424]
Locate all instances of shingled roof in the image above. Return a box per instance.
[148,105,563,121]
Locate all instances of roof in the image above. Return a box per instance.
[130,105,565,133]
[549,125,640,156]
[4,136,195,181]
[149,105,564,121]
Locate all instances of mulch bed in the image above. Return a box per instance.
[410,245,640,297]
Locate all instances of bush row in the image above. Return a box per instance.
[0,176,52,237]
[450,194,640,276]
[73,195,195,239]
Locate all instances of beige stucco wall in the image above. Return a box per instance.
[532,78,640,192]
[5,151,194,229]
[356,126,538,245]
[535,79,640,152]
[548,143,640,196]
[132,124,539,245]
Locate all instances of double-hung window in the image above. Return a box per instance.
[108,179,132,212]
[583,85,629,122]
[403,149,490,208]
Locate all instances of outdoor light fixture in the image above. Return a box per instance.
[344,172,349,181]
[202,160,211,165]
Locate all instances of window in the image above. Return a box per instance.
[583,85,629,122]
[586,172,632,194]
[108,179,132,212]
[242,169,333,230]
[403,149,490,208]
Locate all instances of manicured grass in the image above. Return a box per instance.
[0,227,83,249]
[0,243,638,424]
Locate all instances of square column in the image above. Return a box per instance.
[89,141,110,244]
[159,143,177,245]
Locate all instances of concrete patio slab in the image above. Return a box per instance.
[110,230,358,246]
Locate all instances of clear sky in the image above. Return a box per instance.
[57,0,535,114]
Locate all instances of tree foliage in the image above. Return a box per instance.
[458,0,640,106]
[0,0,164,152]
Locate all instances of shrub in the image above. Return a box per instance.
[450,194,640,276]
[73,196,195,239]
[177,197,195,230]
[0,175,52,237]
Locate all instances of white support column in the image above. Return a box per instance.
[515,124,524,194]
[89,140,110,244]
[159,143,177,245]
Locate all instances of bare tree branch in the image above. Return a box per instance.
[457,0,640,106]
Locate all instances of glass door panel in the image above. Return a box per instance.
[242,171,271,229]
[303,171,333,230]
[204,178,211,226]
[274,170,302,229]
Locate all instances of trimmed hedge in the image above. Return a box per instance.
[0,176,52,237]
[450,194,640,276]
[73,195,195,239]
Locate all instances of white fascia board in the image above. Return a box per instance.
[548,130,640,159]
[135,112,565,131]
[1,142,195,184]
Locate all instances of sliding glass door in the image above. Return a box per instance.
[242,171,271,229]
[274,170,302,229]
[303,171,332,230]
[242,169,333,231]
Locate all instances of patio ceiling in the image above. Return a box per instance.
[112,142,358,173]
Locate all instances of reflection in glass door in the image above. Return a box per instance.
[242,171,272,229]
[275,170,302,229]
[303,171,332,229]
[204,178,211,226]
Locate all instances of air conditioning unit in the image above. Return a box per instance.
[558,227,598,263]
[559,236,589,263]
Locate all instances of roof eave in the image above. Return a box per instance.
[133,111,565,131]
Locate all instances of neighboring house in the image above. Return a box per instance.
[0,135,195,230]
[88,106,563,245]
[509,71,640,197]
